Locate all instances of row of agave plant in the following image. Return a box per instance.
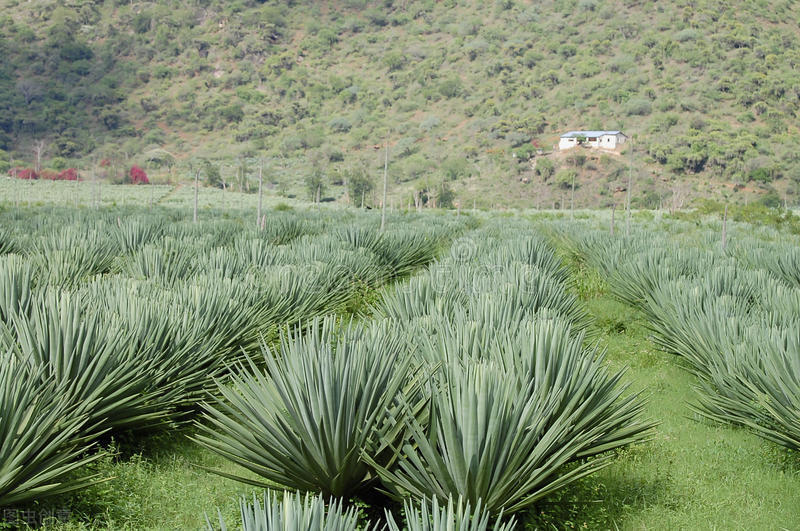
[0,206,464,509]
[200,219,654,529]
[560,219,800,451]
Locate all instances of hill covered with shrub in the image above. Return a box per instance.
[1,0,799,208]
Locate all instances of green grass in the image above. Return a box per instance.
[526,269,800,530]
[40,433,258,530]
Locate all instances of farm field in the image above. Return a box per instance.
[0,181,798,530]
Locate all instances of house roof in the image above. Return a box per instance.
[560,130,625,138]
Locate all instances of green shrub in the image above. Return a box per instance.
[624,97,652,116]
[327,116,352,133]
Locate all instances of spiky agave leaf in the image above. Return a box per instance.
[0,227,19,256]
[194,317,424,498]
[207,490,360,531]
[386,496,516,531]
[0,254,34,322]
[0,353,105,506]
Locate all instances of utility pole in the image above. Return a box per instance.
[570,172,575,218]
[193,168,200,223]
[92,160,98,209]
[380,139,389,231]
[611,203,616,236]
[626,137,633,237]
[257,159,263,229]
[722,204,728,251]
[11,157,18,209]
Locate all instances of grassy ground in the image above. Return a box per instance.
[42,433,259,530]
[526,267,800,530]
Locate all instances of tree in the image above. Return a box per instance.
[16,79,42,105]
[535,158,555,181]
[31,139,47,173]
[346,166,374,207]
[203,160,223,188]
[305,170,325,202]
[442,157,468,181]
[438,181,456,208]
[236,158,250,193]
[555,169,577,190]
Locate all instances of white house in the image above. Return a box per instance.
[558,131,627,151]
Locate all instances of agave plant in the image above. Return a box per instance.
[0,353,105,506]
[374,271,468,323]
[30,227,120,288]
[255,264,352,327]
[478,235,571,286]
[194,317,423,498]
[207,490,360,531]
[113,217,165,253]
[377,262,590,334]
[386,496,516,531]
[10,290,164,432]
[262,215,308,245]
[732,240,800,288]
[121,237,200,284]
[607,247,714,308]
[376,230,442,279]
[367,319,652,515]
[692,325,800,450]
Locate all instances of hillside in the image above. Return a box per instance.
[1,0,799,208]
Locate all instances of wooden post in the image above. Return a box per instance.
[611,203,616,236]
[92,161,98,209]
[570,173,575,218]
[257,160,263,228]
[626,137,633,237]
[11,158,18,209]
[193,169,200,223]
[380,139,389,231]
[722,204,728,251]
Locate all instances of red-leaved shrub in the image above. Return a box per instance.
[129,165,149,184]
[58,168,78,181]
[7,167,38,180]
